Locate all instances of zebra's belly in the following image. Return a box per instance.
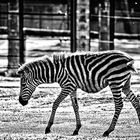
[78,79,108,93]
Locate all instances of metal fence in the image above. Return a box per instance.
[0,0,72,74]
[0,0,140,74]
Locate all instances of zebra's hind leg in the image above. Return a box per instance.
[70,91,81,135]
[45,90,69,134]
[103,87,123,137]
[122,77,140,123]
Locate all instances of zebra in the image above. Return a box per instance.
[17,50,140,137]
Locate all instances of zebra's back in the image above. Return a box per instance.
[64,51,134,93]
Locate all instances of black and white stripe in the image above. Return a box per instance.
[18,50,140,136]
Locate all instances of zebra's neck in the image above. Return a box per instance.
[32,54,67,86]
[30,59,56,85]
[53,55,67,86]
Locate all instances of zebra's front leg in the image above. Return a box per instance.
[45,90,69,134]
[70,92,81,135]
[103,90,123,137]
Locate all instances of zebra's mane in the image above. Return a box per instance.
[18,53,68,73]
[52,51,86,63]
[52,51,92,62]
[52,51,110,61]
[18,55,51,73]
[53,52,67,62]
[52,51,113,62]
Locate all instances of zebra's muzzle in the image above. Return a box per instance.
[19,96,28,106]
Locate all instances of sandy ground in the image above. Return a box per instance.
[0,76,140,139]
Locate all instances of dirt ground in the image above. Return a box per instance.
[0,39,140,139]
[0,75,140,140]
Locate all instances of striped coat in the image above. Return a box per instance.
[18,50,140,136]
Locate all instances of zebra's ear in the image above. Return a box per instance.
[17,64,22,74]
[18,67,29,75]
[17,68,24,75]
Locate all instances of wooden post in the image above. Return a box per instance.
[0,5,2,26]
[77,0,90,51]
[71,0,77,52]
[7,0,20,76]
[99,0,110,51]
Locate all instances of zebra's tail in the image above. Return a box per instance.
[127,60,138,73]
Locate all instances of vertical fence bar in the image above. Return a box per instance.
[110,0,115,50]
[70,0,77,52]
[19,0,25,65]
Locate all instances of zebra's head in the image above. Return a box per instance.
[18,64,36,106]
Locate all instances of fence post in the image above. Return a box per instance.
[19,0,25,65]
[77,0,90,51]
[71,0,77,52]
[7,0,20,76]
[110,0,115,50]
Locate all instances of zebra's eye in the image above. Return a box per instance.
[21,77,26,86]
[21,77,25,82]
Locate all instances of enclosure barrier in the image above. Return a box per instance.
[1,28,140,40]
[0,0,140,76]
[24,28,70,37]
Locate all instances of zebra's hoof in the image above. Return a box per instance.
[45,128,51,134]
[102,131,109,137]
[72,130,78,136]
